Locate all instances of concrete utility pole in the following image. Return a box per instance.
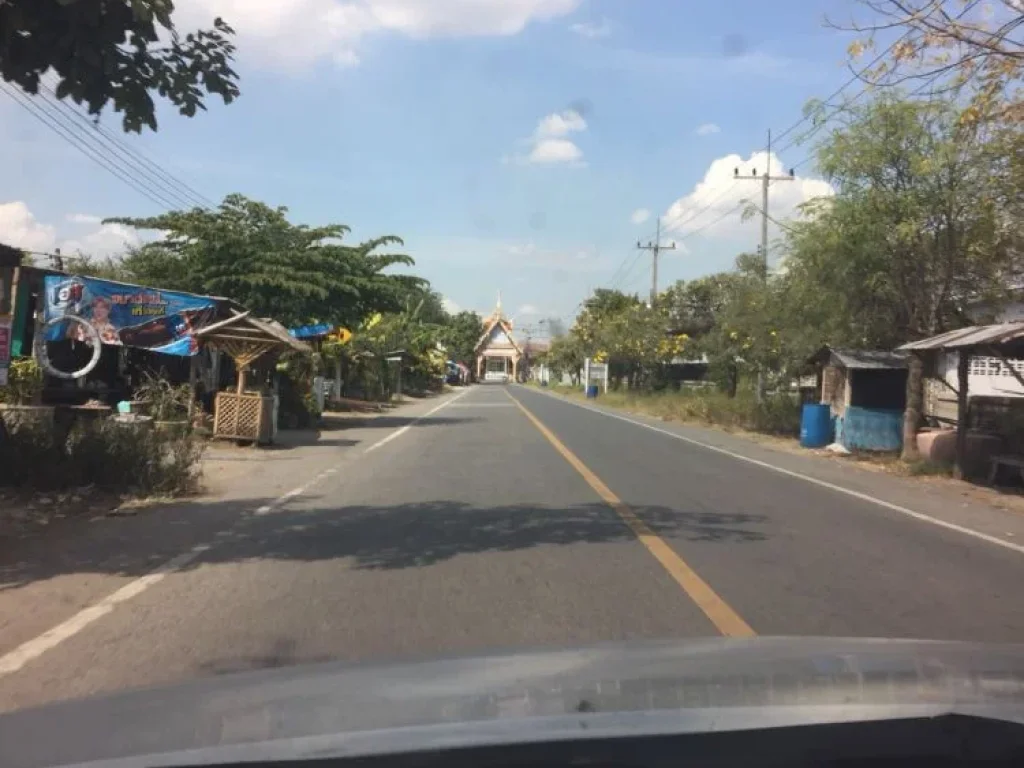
[636,217,676,307]
[734,130,794,401]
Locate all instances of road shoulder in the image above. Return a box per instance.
[0,391,467,661]
[522,385,1024,550]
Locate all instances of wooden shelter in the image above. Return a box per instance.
[194,308,310,443]
[898,323,1024,478]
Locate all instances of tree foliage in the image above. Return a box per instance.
[107,194,422,327]
[0,0,240,132]
[559,91,1022,414]
[442,311,484,366]
[784,94,1019,345]
[834,0,1023,123]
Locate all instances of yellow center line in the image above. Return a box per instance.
[506,389,755,638]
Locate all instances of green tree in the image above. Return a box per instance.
[782,94,1020,456]
[109,194,420,327]
[787,94,1018,343]
[546,334,585,385]
[571,289,643,356]
[1,0,240,132]
[441,311,484,366]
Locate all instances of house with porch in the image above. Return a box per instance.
[474,298,522,382]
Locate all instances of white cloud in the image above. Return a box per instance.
[66,213,104,225]
[0,201,57,252]
[536,110,587,138]
[507,108,588,166]
[569,18,611,39]
[62,222,142,257]
[529,138,583,164]
[498,241,604,272]
[441,296,461,314]
[502,242,538,257]
[695,122,720,136]
[517,303,541,315]
[176,0,582,70]
[0,201,141,258]
[662,151,834,241]
[630,208,650,225]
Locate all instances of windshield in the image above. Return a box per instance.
[1,0,1023,748]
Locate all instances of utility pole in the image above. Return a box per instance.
[734,130,794,401]
[636,217,676,307]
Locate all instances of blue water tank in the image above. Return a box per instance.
[586,384,599,399]
[800,404,832,448]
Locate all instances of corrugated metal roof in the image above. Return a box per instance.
[809,346,906,370]
[897,323,1024,351]
[832,348,907,370]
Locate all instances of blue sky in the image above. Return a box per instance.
[1,0,858,330]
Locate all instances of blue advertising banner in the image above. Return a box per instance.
[289,323,334,340]
[43,276,218,357]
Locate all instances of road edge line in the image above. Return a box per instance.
[519,386,1024,557]
[506,389,756,638]
[0,388,472,679]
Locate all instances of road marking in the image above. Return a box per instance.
[448,403,516,409]
[364,389,471,454]
[0,545,209,676]
[506,390,756,638]
[522,387,1024,557]
[0,389,472,679]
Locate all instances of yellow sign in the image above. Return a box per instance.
[337,328,353,345]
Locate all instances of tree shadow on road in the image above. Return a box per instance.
[202,499,770,572]
[341,416,482,429]
[0,498,767,594]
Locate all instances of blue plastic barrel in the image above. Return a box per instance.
[586,384,599,399]
[800,404,832,448]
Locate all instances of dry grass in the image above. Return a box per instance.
[540,383,801,437]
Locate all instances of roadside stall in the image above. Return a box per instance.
[194,312,310,444]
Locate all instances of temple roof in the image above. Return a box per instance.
[474,294,522,355]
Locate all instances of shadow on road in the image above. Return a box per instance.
[340,416,482,430]
[0,499,767,594]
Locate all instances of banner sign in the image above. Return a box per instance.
[0,320,10,387]
[289,323,334,340]
[43,276,218,357]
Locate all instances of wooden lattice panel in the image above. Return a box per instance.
[214,392,268,442]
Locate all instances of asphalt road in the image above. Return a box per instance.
[2,383,1024,713]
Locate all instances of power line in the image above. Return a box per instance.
[0,81,182,210]
[636,217,676,306]
[608,223,659,287]
[615,251,648,291]
[2,77,220,213]
[37,80,215,210]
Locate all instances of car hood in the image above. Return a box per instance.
[2,636,1024,767]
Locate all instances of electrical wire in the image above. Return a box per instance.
[0,81,182,211]
[2,76,220,213]
[37,80,216,210]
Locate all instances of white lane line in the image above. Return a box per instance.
[522,387,1024,556]
[447,403,515,408]
[0,545,208,676]
[363,389,470,454]
[0,390,472,679]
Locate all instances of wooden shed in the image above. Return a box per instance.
[194,310,310,443]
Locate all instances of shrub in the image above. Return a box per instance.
[0,419,203,496]
[0,358,44,405]
[133,371,193,422]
